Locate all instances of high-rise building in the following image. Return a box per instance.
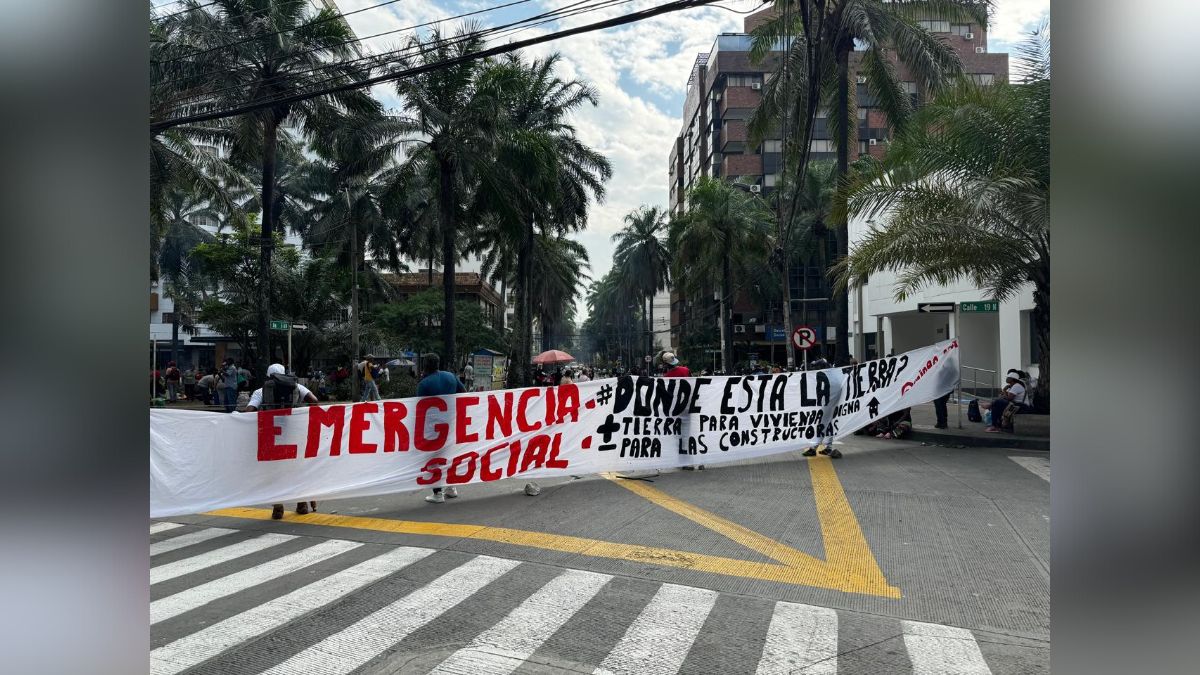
[668,5,1007,366]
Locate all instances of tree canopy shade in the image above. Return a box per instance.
[837,20,1051,408]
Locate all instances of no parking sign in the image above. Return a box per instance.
[792,325,818,351]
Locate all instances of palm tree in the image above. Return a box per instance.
[612,206,671,360]
[583,268,643,366]
[465,53,611,386]
[531,233,591,352]
[169,0,377,379]
[750,0,989,362]
[836,22,1050,408]
[393,24,502,372]
[671,177,774,372]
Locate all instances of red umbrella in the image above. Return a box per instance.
[532,349,575,365]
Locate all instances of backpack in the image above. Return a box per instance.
[261,373,298,410]
[967,399,982,423]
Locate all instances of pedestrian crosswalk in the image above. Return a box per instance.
[151,522,1016,674]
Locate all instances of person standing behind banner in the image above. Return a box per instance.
[218,357,239,413]
[417,353,465,504]
[660,352,702,470]
[358,355,380,402]
[244,363,319,519]
[164,361,182,402]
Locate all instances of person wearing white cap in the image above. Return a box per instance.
[244,363,320,519]
[984,370,1031,432]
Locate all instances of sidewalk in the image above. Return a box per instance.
[904,401,1050,451]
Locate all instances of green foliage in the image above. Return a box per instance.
[372,289,507,363]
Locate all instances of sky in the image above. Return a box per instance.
[157,0,1051,320]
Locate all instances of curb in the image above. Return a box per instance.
[909,429,1050,452]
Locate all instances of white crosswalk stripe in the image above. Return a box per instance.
[262,555,522,675]
[903,620,993,674]
[147,528,1016,674]
[150,533,296,584]
[150,527,237,556]
[1009,455,1050,482]
[756,601,839,675]
[151,538,361,624]
[150,522,185,535]
[432,569,613,675]
[594,582,718,675]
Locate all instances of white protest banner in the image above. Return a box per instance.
[151,339,959,517]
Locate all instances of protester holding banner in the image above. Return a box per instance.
[243,363,319,519]
[416,353,466,504]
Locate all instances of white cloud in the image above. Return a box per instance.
[987,0,1051,46]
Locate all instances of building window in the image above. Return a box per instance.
[970,73,995,85]
[857,107,868,120]
[810,139,835,153]
[858,140,869,156]
[917,19,950,33]
[900,81,918,95]
[761,139,782,153]
[950,23,973,36]
[764,173,780,187]
[161,312,176,324]
[189,213,217,229]
[726,74,762,88]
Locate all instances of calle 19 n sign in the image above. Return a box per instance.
[960,301,998,313]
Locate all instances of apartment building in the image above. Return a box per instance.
[668,5,1007,366]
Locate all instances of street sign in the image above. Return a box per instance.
[269,320,289,330]
[643,355,652,363]
[917,303,955,313]
[792,325,818,351]
[291,323,308,330]
[960,301,999,313]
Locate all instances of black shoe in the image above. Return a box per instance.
[934,423,948,429]
[818,446,832,456]
[802,448,817,457]
[271,504,284,520]
[828,448,843,459]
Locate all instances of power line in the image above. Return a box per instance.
[151,0,220,22]
[151,0,726,132]
[154,0,412,65]
[157,0,630,108]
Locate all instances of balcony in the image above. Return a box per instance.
[720,119,748,152]
[722,153,762,178]
[720,87,761,119]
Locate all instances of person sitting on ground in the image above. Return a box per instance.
[871,408,913,440]
[983,371,1031,432]
[243,363,320,519]
[416,353,466,504]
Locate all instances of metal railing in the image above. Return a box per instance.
[956,365,999,429]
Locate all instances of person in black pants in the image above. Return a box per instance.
[933,390,952,429]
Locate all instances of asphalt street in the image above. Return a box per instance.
[151,437,1050,674]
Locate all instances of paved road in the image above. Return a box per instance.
[151,439,1050,674]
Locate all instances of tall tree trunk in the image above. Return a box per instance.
[832,46,851,365]
[1031,265,1050,413]
[721,244,733,373]
[509,221,534,388]
[438,158,457,370]
[257,112,279,381]
[170,313,180,369]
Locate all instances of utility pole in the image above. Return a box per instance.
[347,186,359,400]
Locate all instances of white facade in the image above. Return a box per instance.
[845,213,1040,390]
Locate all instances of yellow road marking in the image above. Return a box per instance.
[205,457,899,598]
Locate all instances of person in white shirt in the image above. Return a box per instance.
[244,363,320,518]
[984,371,1030,432]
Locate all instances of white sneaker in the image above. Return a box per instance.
[444,487,459,499]
[425,492,445,504]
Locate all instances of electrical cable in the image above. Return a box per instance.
[152,0,726,131]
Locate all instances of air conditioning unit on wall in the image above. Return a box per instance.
[734,325,746,334]
[856,76,867,84]
[965,32,975,40]
[749,184,762,194]
[868,138,878,146]
[751,82,762,90]
[975,46,986,53]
